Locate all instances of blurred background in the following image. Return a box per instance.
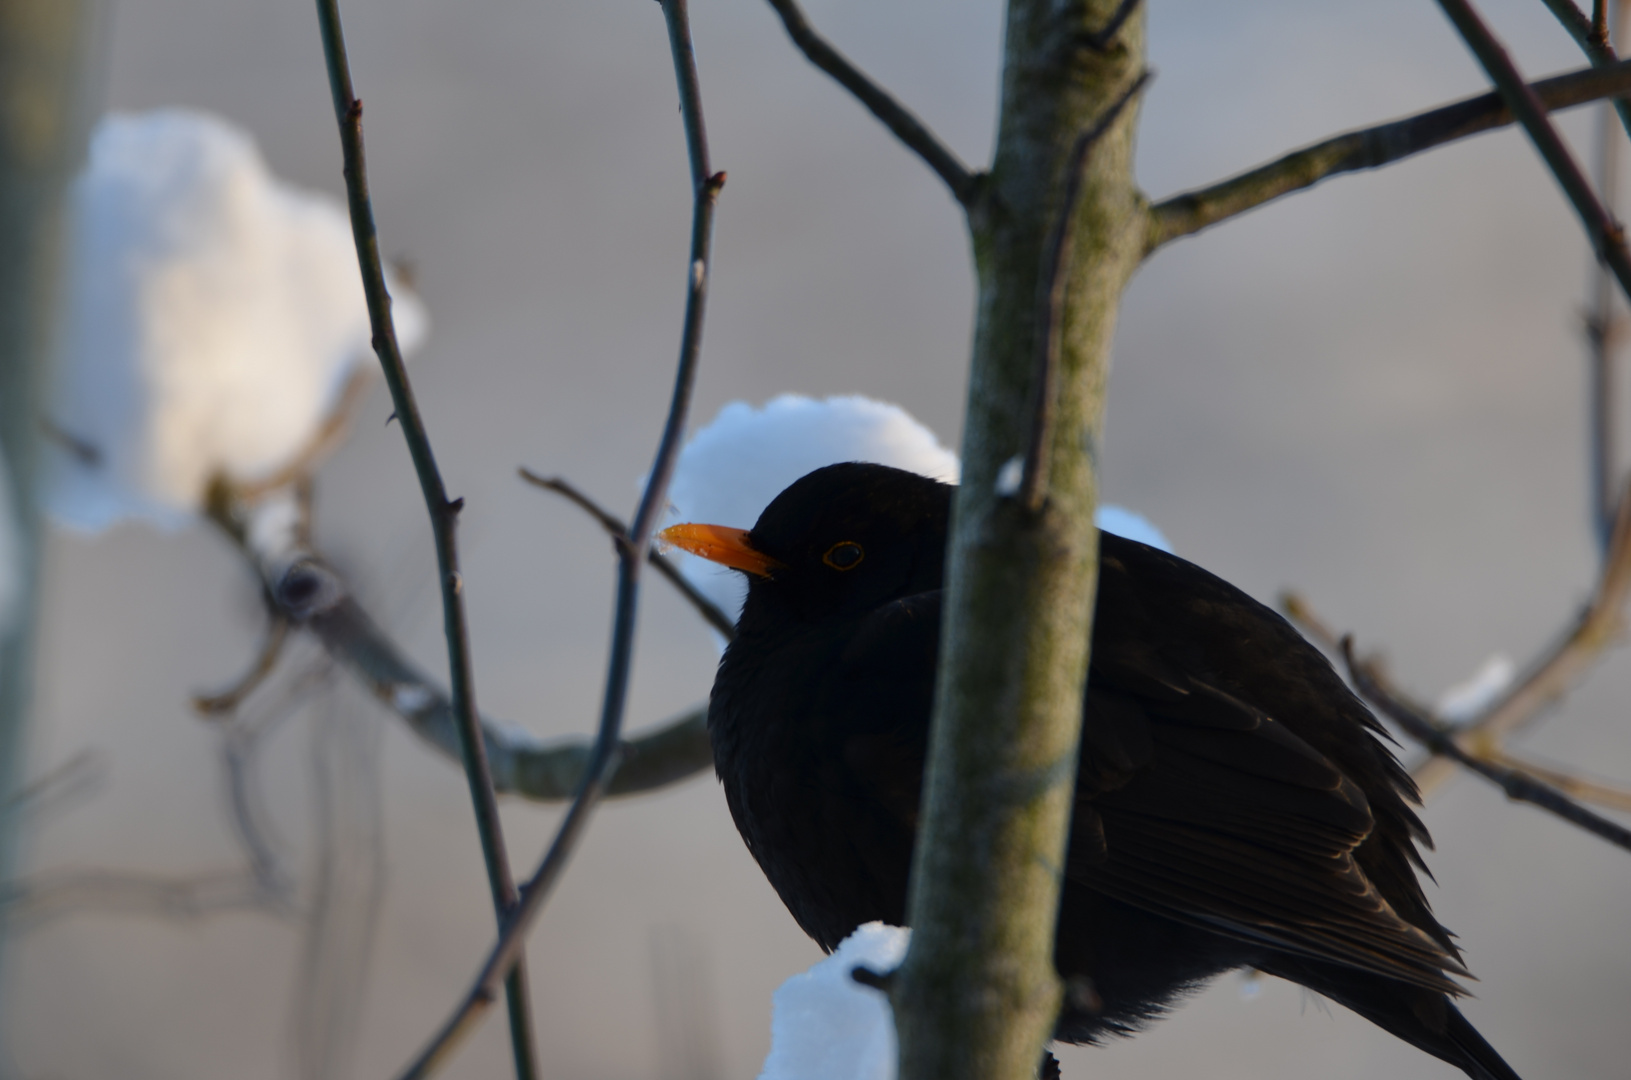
[5,0,1631,1077]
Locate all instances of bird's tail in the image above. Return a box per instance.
[1256,958,1523,1080]
[1443,1003,1523,1080]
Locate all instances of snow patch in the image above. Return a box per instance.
[759,922,908,1080]
[1435,653,1515,723]
[45,109,426,531]
[664,395,1170,637]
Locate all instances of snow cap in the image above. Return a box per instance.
[758,922,908,1080]
[45,109,427,531]
[664,394,1170,633]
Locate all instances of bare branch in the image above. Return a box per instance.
[518,469,737,639]
[1080,0,1143,51]
[395,4,723,1074]
[1539,0,1631,138]
[193,611,291,715]
[1284,593,1631,848]
[315,2,536,1070]
[1411,473,1631,792]
[1339,638,1631,854]
[1486,749,1631,812]
[1018,71,1152,512]
[1435,0,1631,303]
[762,0,980,206]
[1147,57,1631,251]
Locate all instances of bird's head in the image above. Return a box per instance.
[659,462,953,627]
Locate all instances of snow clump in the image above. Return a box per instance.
[664,394,1170,631]
[45,108,426,532]
[758,921,909,1080]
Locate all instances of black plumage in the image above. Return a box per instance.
[676,462,1520,1080]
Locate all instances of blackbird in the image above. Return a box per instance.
[660,462,1521,1080]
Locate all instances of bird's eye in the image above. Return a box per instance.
[822,541,865,571]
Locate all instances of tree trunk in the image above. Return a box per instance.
[895,3,1147,1077]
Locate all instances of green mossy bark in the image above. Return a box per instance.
[0,0,93,982]
[895,3,1147,1077]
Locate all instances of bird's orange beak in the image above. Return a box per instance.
[657,522,784,578]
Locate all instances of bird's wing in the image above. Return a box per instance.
[1071,660,1466,994]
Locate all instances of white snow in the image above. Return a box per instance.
[758,922,908,1080]
[664,395,1170,632]
[664,395,959,626]
[1434,653,1515,723]
[1096,504,1171,553]
[45,108,427,532]
[0,444,20,634]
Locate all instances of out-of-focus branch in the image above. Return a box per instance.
[205,496,714,801]
[193,611,290,715]
[0,868,290,930]
[312,1,536,1072]
[1434,0,1631,304]
[1146,57,1631,251]
[1283,593,1631,843]
[396,4,723,1074]
[1538,0,1631,138]
[1487,748,1631,812]
[1338,639,1631,853]
[762,0,980,206]
[518,469,737,639]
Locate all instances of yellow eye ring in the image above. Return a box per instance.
[822,541,865,571]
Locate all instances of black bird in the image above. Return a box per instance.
[660,462,1521,1080]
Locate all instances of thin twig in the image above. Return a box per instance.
[763,0,980,206]
[1410,469,1631,792]
[1018,71,1151,512]
[310,3,537,1076]
[1146,57,1631,251]
[1487,749,1631,812]
[1537,0,1631,139]
[1285,588,1631,820]
[1339,639,1631,854]
[193,612,291,715]
[394,3,723,1075]
[1080,0,1143,51]
[518,469,737,638]
[1581,0,1630,553]
[1434,0,1631,306]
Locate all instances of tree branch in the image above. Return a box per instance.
[762,0,980,206]
[203,490,715,802]
[518,469,736,639]
[314,2,537,1071]
[1146,56,1631,251]
[896,4,1148,1078]
[1537,0,1631,140]
[1434,0,1631,308]
[394,3,723,1075]
[1338,639,1631,854]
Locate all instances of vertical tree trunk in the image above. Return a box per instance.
[895,3,1146,1077]
[0,0,94,975]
